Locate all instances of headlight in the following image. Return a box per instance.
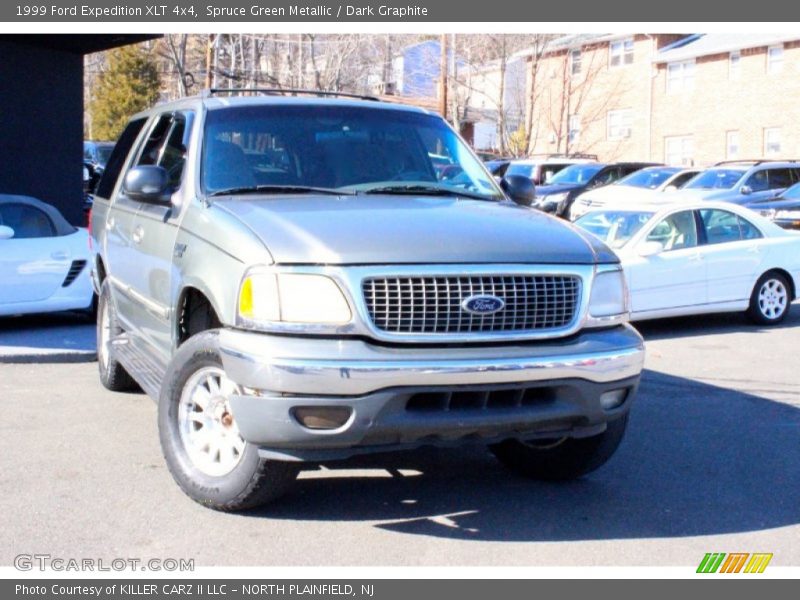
[586,268,629,326]
[238,270,352,327]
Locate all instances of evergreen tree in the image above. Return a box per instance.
[89,45,161,140]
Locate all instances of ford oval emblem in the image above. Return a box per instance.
[461,295,505,315]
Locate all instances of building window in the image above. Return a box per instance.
[767,45,783,74]
[726,131,740,159]
[764,128,781,156]
[569,49,582,75]
[568,114,581,144]
[665,136,694,166]
[609,38,634,67]
[729,51,741,79]
[666,60,695,93]
[607,109,633,140]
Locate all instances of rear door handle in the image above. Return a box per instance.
[132,225,144,244]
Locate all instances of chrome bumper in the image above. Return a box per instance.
[218,325,645,460]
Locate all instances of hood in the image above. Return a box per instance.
[215,194,612,265]
[577,185,658,204]
[535,183,583,197]
[669,188,735,202]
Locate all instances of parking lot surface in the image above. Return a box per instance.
[1,311,799,567]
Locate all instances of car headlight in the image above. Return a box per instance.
[586,267,629,326]
[238,269,352,327]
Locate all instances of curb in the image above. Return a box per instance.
[0,352,97,365]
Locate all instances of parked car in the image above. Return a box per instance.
[574,201,800,324]
[674,160,800,205]
[0,194,94,317]
[744,180,800,228]
[84,140,116,173]
[533,162,661,218]
[570,166,700,220]
[505,155,598,187]
[90,91,644,511]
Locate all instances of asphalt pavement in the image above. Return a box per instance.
[1,310,798,567]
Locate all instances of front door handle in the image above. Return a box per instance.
[132,225,144,244]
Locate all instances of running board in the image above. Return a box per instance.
[111,335,167,401]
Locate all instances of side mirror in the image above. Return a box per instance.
[740,185,753,195]
[0,225,15,240]
[123,165,172,205]
[501,174,536,207]
[638,240,664,257]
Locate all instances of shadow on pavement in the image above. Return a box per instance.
[0,311,96,361]
[256,369,800,542]
[631,305,800,341]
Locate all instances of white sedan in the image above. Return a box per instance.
[0,195,95,317]
[574,201,800,324]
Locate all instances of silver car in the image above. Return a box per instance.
[90,91,644,511]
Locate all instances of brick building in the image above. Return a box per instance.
[514,33,800,166]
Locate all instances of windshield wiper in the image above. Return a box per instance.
[358,184,496,202]
[208,185,354,197]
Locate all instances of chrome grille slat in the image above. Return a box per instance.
[362,274,580,335]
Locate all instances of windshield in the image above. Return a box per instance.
[96,145,115,166]
[506,163,534,178]
[548,164,603,185]
[781,181,800,200]
[575,210,655,248]
[617,167,679,189]
[685,168,745,190]
[201,104,502,200]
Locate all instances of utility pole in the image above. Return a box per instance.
[438,33,448,120]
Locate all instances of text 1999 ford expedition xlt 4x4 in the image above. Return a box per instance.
[90,90,644,511]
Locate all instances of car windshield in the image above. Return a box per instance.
[505,163,534,178]
[575,210,655,248]
[96,145,115,166]
[781,181,800,200]
[684,168,745,190]
[616,168,679,189]
[548,164,603,185]
[201,104,503,201]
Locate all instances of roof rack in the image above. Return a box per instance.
[201,88,380,102]
[528,152,599,160]
[714,159,799,166]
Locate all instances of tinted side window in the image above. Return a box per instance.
[0,203,56,238]
[699,209,761,244]
[745,170,769,192]
[767,168,793,189]
[95,118,147,199]
[134,112,194,189]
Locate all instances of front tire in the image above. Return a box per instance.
[747,272,791,325]
[489,415,629,480]
[158,331,298,511]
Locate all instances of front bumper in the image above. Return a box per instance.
[218,325,645,460]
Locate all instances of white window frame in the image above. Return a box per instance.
[609,38,634,68]
[666,60,695,93]
[568,114,581,144]
[764,128,781,156]
[726,130,740,160]
[664,135,694,166]
[767,45,783,74]
[569,48,582,75]
[729,51,741,79]
[607,109,633,141]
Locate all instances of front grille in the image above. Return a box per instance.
[61,260,87,287]
[363,274,580,334]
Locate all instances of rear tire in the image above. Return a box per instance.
[97,281,139,392]
[489,415,629,480]
[158,331,298,511]
[747,272,791,325]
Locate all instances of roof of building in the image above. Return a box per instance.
[654,33,799,63]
